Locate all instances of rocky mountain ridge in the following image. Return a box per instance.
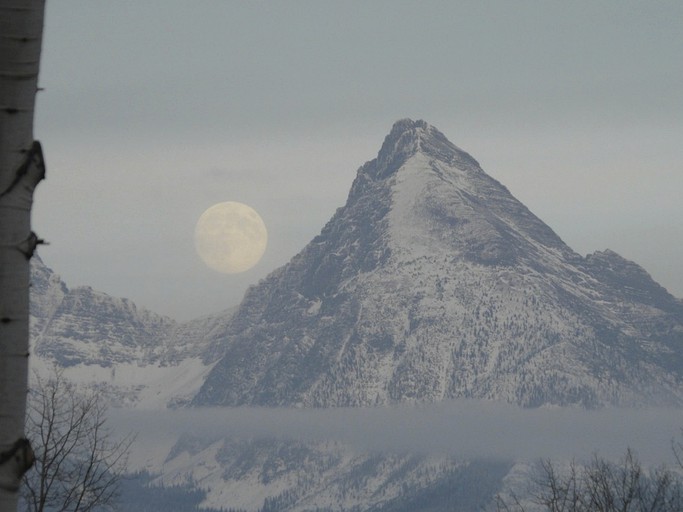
[29,255,232,407]
[194,119,683,409]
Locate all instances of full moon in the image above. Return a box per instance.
[194,202,268,274]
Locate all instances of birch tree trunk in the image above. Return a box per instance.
[0,1,46,509]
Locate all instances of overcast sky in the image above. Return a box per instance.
[33,1,683,320]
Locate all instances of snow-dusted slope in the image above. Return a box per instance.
[195,119,683,408]
[29,256,231,408]
[152,436,511,512]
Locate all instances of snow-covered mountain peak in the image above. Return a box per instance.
[351,118,569,270]
[371,118,480,181]
[194,120,683,408]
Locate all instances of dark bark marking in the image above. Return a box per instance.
[0,139,45,199]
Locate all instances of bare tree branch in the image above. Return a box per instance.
[21,370,133,512]
[497,447,683,512]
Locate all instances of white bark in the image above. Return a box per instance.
[0,1,46,510]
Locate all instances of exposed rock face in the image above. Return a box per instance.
[29,256,232,407]
[194,119,683,408]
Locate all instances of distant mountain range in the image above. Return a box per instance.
[30,119,683,511]
[30,254,231,408]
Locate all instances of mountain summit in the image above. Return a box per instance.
[194,119,683,408]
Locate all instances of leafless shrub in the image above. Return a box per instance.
[496,448,682,512]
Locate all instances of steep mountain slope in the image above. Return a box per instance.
[195,119,683,408]
[154,436,511,512]
[29,256,231,407]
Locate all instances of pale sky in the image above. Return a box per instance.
[33,1,683,320]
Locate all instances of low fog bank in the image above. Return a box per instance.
[110,400,683,465]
